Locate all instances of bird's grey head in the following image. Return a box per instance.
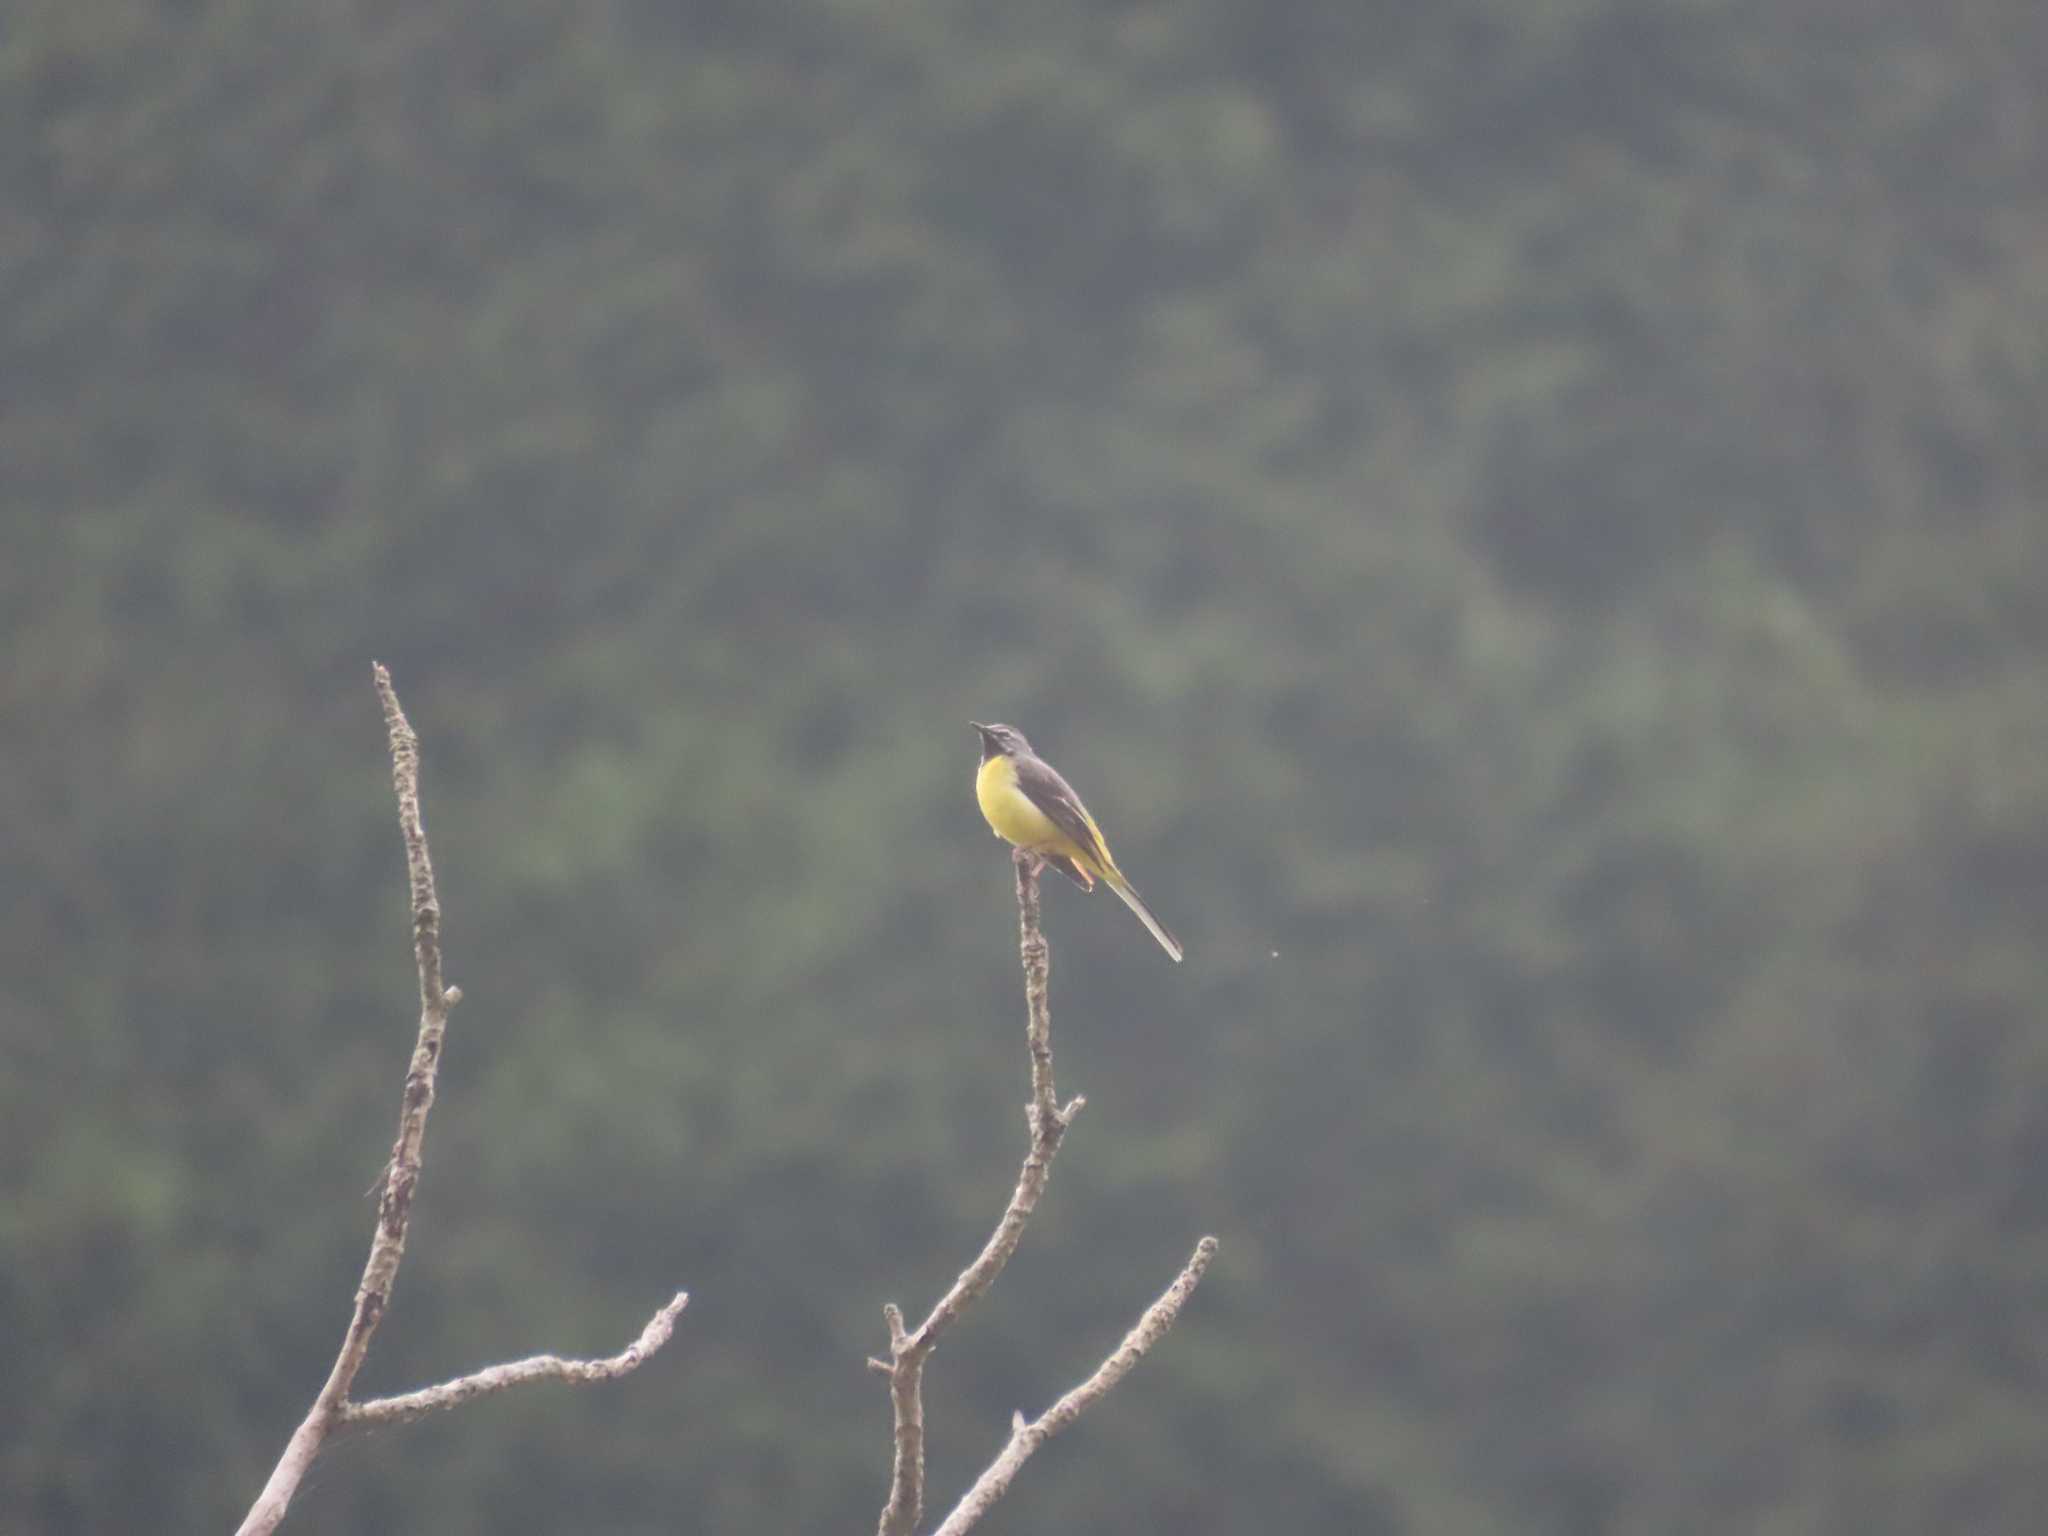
[971,722,1032,762]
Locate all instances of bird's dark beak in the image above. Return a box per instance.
[970,722,1000,760]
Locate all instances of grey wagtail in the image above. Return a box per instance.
[971,722,1183,962]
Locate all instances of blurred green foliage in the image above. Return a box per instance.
[4,0,2046,1531]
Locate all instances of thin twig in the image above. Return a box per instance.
[928,1235,1219,1536]
[874,852,1083,1536]
[338,1291,691,1429]
[234,665,684,1536]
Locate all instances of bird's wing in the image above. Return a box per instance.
[1013,754,1116,873]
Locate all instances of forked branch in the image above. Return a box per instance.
[871,849,1216,1536]
[233,665,685,1536]
[930,1235,1218,1536]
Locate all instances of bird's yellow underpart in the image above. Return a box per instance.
[976,753,1109,878]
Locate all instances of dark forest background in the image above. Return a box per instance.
[6,1,2047,1532]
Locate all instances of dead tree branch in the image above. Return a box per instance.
[871,849,1215,1536]
[337,1290,691,1429]
[930,1235,1219,1536]
[233,664,684,1536]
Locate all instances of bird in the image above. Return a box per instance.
[970,721,1183,962]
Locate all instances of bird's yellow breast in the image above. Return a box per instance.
[976,754,1068,853]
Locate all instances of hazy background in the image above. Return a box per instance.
[6,2,2047,1532]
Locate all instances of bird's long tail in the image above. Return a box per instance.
[1104,871,1184,963]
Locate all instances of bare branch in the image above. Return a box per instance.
[928,1236,1220,1536]
[235,664,459,1536]
[338,1291,690,1429]
[875,852,1080,1536]
[234,665,685,1536]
